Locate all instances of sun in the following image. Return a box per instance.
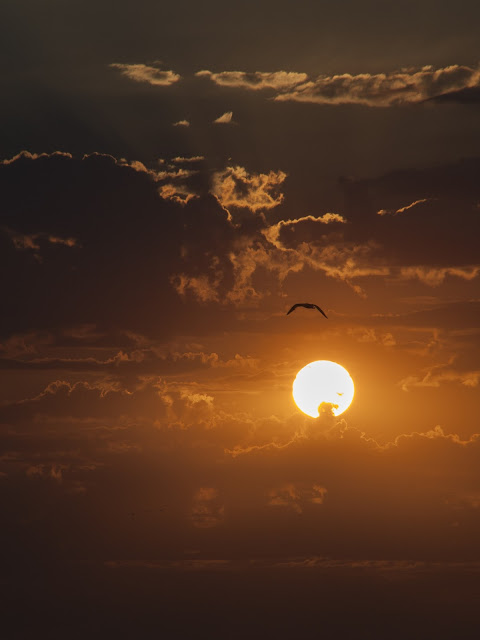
[293,360,354,418]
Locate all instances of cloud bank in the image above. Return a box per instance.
[199,64,480,107]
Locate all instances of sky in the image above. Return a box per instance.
[2,1,480,638]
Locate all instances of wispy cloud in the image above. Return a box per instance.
[110,63,181,86]
[197,69,307,91]
[172,156,205,163]
[222,241,389,304]
[377,198,433,216]
[0,150,73,165]
[267,483,327,514]
[158,183,198,205]
[399,265,480,286]
[263,213,346,248]
[399,364,480,391]
[171,271,221,302]
[173,119,190,127]
[191,487,224,528]
[3,228,79,254]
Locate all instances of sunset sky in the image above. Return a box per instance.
[2,1,480,637]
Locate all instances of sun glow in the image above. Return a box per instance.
[293,360,354,418]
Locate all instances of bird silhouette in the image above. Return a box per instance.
[286,303,328,319]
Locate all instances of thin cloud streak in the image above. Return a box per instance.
[0,150,73,165]
[377,198,433,216]
[197,70,308,91]
[263,213,347,248]
[110,63,181,86]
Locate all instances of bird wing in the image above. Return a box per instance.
[286,304,301,315]
[313,305,328,319]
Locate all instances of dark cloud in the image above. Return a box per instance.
[427,86,480,104]
[0,151,237,338]
[341,157,480,270]
[343,156,480,205]
[2,150,479,345]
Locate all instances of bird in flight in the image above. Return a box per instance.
[286,303,328,319]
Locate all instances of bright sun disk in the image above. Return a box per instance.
[293,360,354,418]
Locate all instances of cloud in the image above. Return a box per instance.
[263,213,347,248]
[399,364,480,391]
[341,158,480,276]
[267,483,327,513]
[110,63,181,86]
[0,148,400,315]
[172,156,205,164]
[191,487,224,528]
[171,273,221,302]
[173,119,190,127]
[2,128,480,625]
[196,70,308,91]
[274,64,480,107]
[80,155,203,207]
[0,150,235,337]
[158,183,198,205]
[399,266,480,286]
[26,463,64,483]
[261,557,480,572]
[4,228,79,252]
[377,198,433,216]
[79,152,176,183]
[156,167,197,180]
[0,346,230,377]
[197,65,480,107]
[347,327,396,347]
[176,238,386,306]
[81,153,192,184]
[0,373,239,438]
[0,150,73,165]
[2,147,478,333]
[373,300,480,333]
[213,111,234,124]
[211,165,287,214]
[0,331,52,358]
[80,155,203,205]
[105,558,231,571]
[220,239,389,304]
[3,360,480,580]
[426,86,480,104]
